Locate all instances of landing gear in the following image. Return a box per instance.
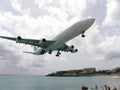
[48,50,52,54]
[40,49,45,54]
[56,50,61,57]
[81,34,85,37]
[81,31,85,38]
[56,53,61,57]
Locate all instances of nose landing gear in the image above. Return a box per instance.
[81,31,85,38]
[81,34,85,37]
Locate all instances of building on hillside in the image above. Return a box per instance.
[112,67,120,73]
[82,68,96,74]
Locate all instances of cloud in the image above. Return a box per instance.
[95,36,120,60]
[10,0,22,12]
[0,42,29,74]
[84,25,120,61]
[35,0,96,19]
[103,0,120,27]
[0,0,120,75]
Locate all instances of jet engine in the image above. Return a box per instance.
[38,38,46,45]
[42,38,46,42]
[71,49,78,53]
[63,45,78,53]
[16,36,22,43]
[64,45,74,51]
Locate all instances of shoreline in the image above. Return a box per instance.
[46,74,120,77]
[46,67,120,77]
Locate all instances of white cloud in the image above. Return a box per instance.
[10,0,30,15]
[95,36,120,60]
[10,0,22,12]
[1,0,120,75]
[84,26,120,62]
[35,0,96,19]
[103,0,120,26]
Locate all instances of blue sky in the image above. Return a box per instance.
[0,0,120,75]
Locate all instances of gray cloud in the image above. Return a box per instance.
[105,51,120,60]
[0,0,120,75]
[0,43,21,61]
[29,62,44,67]
[0,43,27,72]
[0,39,45,74]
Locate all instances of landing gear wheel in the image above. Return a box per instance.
[56,54,59,57]
[81,34,85,38]
[41,49,45,54]
[56,50,61,57]
[48,50,52,54]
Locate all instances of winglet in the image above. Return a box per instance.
[0,36,7,38]
[0,36,16,41]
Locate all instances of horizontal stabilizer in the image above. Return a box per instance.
[23,51,35,54]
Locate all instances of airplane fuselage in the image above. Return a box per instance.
[45,18,95,52]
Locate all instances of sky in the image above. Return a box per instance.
[0,0,120,75]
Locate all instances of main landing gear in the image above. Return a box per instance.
[56,50,61,57]
[48,50,52,54]
[48,50,61,57]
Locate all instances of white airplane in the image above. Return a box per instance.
[0,18,95,57]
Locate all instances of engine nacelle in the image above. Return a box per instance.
[16,36,22,43]
[71,49,78,53]
[71,45,74,49]
[65,45,74,51]
[38,38,46,45]
[42,38,46,42]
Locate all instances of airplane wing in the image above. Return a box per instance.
[0,36,55,49]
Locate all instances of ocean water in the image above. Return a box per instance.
[0,75,119,90]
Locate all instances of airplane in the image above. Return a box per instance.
[0,18,95,57]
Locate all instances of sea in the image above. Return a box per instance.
[0,75,119,90]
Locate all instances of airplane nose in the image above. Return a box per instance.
[90,18,95,24]
[84,18,95,28]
